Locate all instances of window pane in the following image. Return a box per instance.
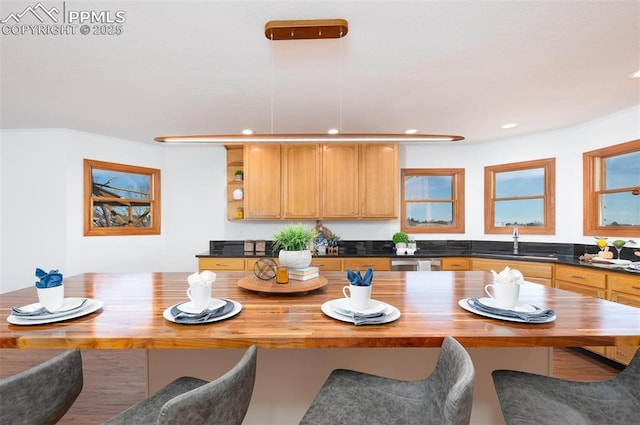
[604,151,640,190]
[495,168,544,198]
[406,202,453,227]
[494,199,544,227]
[405,176,452,200]
[599,192,640,227]
[92,169,151,200]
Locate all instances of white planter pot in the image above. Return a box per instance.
[279,250,312,269]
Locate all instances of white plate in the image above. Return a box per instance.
[458,298,556,324]
[12,297,88,320]
[7,299,104,326]
[176,298,226,314]
[475,297,536,313]
[163,300,242,324]
[321,300,401,325]
[329,298,387,316]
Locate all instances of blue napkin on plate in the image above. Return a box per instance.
[467,298,555,322]
[347,267,373,286]
[11,298,88,317]
[171,300,234,324]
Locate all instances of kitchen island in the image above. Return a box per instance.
[1,271,639,424]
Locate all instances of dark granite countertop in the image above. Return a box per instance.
[196,240,639,276]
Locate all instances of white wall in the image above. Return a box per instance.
[1,105,638,293]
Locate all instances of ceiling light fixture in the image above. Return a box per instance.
[265,19,348,40]
[501,123,518,129]
[154,19,465,145]
[154,134,464,144]
[629,70,640,79]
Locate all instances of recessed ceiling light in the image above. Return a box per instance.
[629,70,640,79]
[242,129,253,135]
[405,128,418,134]
[501,123,517,129]
[327,128,339,135]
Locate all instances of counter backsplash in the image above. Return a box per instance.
[206,239,638,261]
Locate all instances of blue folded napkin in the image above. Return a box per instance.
[170,300,234,324]
[347,267,373,286]
[35,268,63,288]
[467,298,555,322]
[11,298,88,317]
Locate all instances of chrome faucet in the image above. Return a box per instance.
[512,226,519,255]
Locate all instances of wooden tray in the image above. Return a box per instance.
[237,274,328,295]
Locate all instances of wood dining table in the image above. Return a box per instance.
[1,271,639,424]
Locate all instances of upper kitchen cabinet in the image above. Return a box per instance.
[360,143,398,217]
[322,143,398,219]
[244,143,281,219]
[282,144,321,218]
[322,143,360,218]
[240,142,398,220]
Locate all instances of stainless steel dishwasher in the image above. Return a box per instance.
[391,258,440,271]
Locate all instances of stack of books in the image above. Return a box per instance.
[288,266,319,281]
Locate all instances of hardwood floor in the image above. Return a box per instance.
[552,347,621,381]
[0,347,623,424]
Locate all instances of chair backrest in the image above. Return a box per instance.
[157,345,257,425]
[428,336,475,425]
[0,349,83,425]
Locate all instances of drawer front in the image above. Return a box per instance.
[311,257,343,271]
[554,265,606,289]
[608,274,640,297]
[441,257,470,271]
[343,258,391,271]
[198,258,246,271]
[556,280,606,299]
[471,258,553,279]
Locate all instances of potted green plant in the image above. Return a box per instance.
[272,223,316,269]
[234,170,243,181]
[326,233,341,255]
[392,231,410,250]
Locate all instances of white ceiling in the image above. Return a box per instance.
[1,0,639,144]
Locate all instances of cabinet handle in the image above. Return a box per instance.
[632,286,640,290]
[569,274,585,279]
[216,263,228,267]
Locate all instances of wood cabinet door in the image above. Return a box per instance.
[282,144,321,219]
[244,144,281,219]
[198,258,245,271]
[359,143,398,217]
[322,144,359,218]
[440,257,471,271]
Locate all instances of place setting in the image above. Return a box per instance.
[163,271,242,324]
[458,266,556,324]
[321,267,401,325]
[7,268,103,326]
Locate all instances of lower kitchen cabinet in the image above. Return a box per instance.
[440,257,471,271]
[198,258,246,271]
[310,257,343,271]
[343,257,391,271]
[471,258,553,287]
[606,273,640,364]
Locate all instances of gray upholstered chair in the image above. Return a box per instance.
[0,349,83,425]
[299,336,475,425]
[104,345,257,425]
[492,347,640,425]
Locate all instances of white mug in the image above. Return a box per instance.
[342,284,371,311]
[37,284,65,312]
[484,282,520,309]
[186,282,211,312]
